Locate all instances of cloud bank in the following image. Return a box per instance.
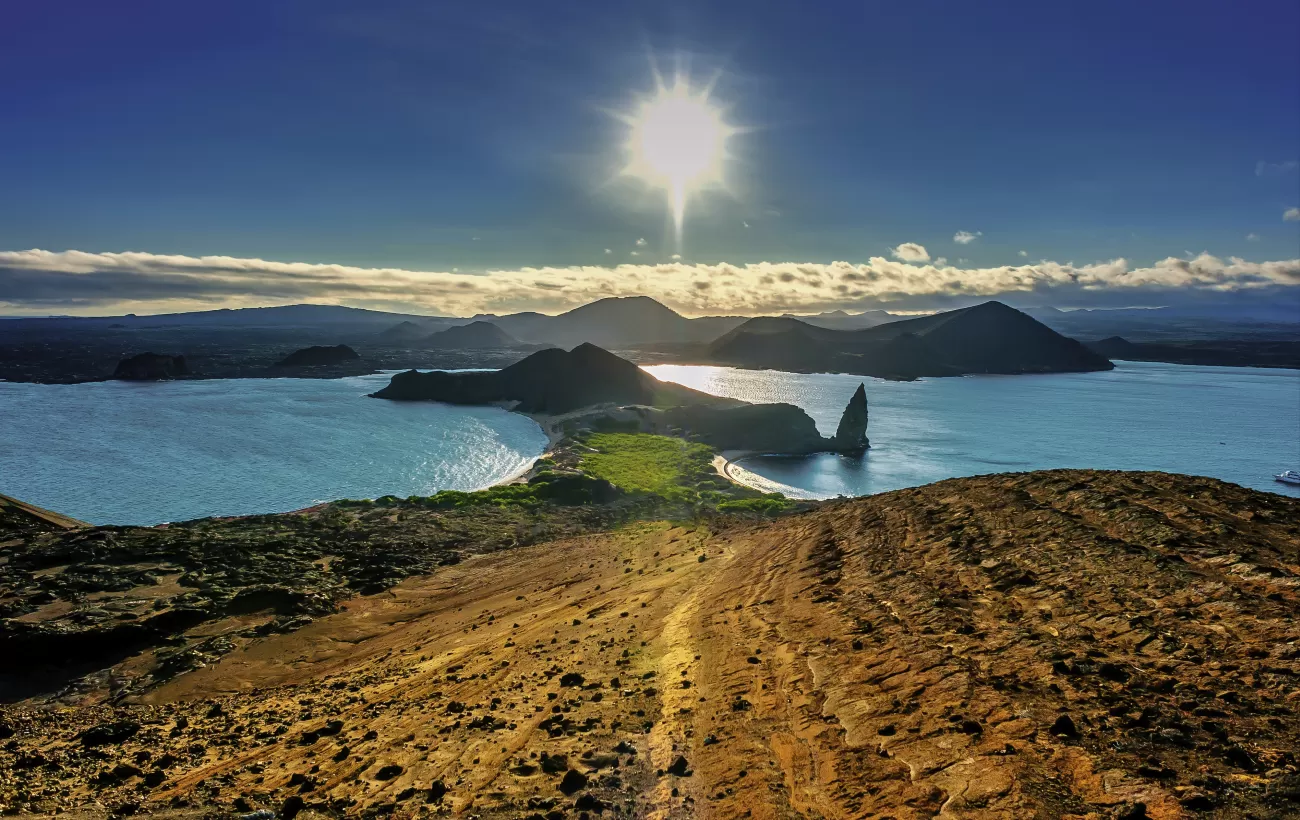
[1,248,1297,317]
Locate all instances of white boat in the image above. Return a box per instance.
[1276,470,1300,485]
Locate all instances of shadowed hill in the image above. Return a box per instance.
[371,342,726,413]
[473,296,745,348]
[419,320,525,349]
[710,300,1113,379]
[375,320,430,343]
[273,344,360,368]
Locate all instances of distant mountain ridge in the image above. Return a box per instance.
[709,301,1113,379]
[467,296,746,348]
[4,303,454,330]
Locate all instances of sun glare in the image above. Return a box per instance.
[623,78,733,244]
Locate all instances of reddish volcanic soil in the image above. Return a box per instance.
[2,470,1299,818]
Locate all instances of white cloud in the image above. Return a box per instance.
[890,242,930,263]
[1018,250,1028,257]
[954,230,982,245]
[934,257,948,267]
[2,248,1296,318]
[742,221,750,229]
[670,254,682,260]
[1256,160,1299,177]
[629,251,640,257]
[1285,207,1300,222]
[1247,233,1260,241]
[604,248,612,255]
[635,237,647,247]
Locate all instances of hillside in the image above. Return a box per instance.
[273,344,361,368]
[4,304,453,331]
[0,492,87,536]
[474,296,745,348]
[1087,336,1300,370]
[375,320,430,343]
[781,308,896,330]
[371,342,727,413]
[419,320,524,349]
[1,470,1296,817]
[709,300,1113,379]
[368,343,868,454]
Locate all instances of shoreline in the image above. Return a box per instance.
[711,450,757,490]
[711,449,826,499]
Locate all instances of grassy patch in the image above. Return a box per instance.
[578,433,716,501]
[343,431,797,516]
[341,471,613,510]
[576,432,794,514]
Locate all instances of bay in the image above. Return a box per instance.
[0,372,548,525]
[643,361,1300,500]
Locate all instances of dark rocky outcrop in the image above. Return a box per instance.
[112,352,188,381]
[833,383,869,452]
[662,403,829,453]
[274,344,360,368]
[372,343,721,414]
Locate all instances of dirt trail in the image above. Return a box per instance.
[3,470,1299,818]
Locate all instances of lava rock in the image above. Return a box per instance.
[81,721,141,747]
[558,769,588,795]
[1049,714,1080,739]
[374,764,404,780]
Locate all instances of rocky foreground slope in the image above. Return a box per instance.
[1,470,1299,818]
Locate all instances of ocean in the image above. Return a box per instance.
[644,361,1300,500]
[3,360,1295,525]
[0,372,547,525]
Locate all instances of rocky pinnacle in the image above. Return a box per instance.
[833,382,869,452]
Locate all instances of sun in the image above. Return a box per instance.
[621,78,734,242]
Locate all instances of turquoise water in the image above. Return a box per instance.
[0,373,548,525]
[3,362,1295,526]
[644,361,1300,500]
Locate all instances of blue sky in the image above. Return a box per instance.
[1,0,1297,315]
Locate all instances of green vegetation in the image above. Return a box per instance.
[343,432,796,517]
[577,432,793,514]
[578,433,715,501]
[716,497,792,514]
[340,471,613,510]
